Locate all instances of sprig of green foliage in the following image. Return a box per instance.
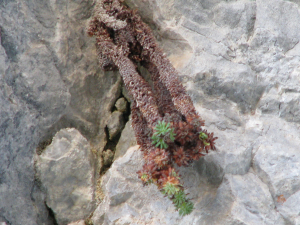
[162,182,180,196]
[199,132,210,146]
[152,121,176,149]
[162,184,194,216]
[178,200,194,216]
[173,190,186,207]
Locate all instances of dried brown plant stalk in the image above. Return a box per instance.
[87,0,217,216]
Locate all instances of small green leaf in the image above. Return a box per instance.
[169,128,176,142]
[199,132,208,140]
[203,141,210,146]
[141,174,148,180]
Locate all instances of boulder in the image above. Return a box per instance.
[36,128,96,225]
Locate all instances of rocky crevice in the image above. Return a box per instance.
[101,94,131,174]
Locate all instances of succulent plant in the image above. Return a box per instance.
[151,121,175,149]
[178,200,194,216]
[173,190,186,207]
[87,0,218,216]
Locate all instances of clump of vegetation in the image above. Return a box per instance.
[152,121,176,149]
[87,0,217,216]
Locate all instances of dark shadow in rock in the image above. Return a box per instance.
[194,157,224,186]
[36,70,122,155]
[0,27,18,62]
[45,204,58,225]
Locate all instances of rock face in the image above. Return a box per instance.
[92,0,300,224]
[107,111,125,140]
[36,128,96,225]
[0,0,123,224]
[1,0,300,224]
[92,146,284,225]
[114,118,137,162]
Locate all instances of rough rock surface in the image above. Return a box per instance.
[1,0,300,224]
[92,146,284,225]
[107,111,125,140]
[92,0,300,224]
[114,118,137,162]
[103,149,115,166]
[67,221,85,225]
[36,128,96,225]
[0,0,122,224]
[115,97,128,113]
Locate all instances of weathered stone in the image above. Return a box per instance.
[122,84,132,103]
[36,128,96,225]
[114,118,137,162]
[278,190,300,224]
[115,97,128,113]
[94,0,300,223]
[92,146,284,225]
[107,111,125,140]
[92,146,180,225]
[103,149,114,166]
[67,220,85,225]
[220,173,284,225]
[2,0,300,224]
[0,0,122,224]
[253,117,300,201]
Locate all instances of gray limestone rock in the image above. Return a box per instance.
[92,146,284,225]
[92,0,300,223]
[211,173,284,225]
[253,117,300,201]
[114,118,137,162]
[103,149,114,166]
[278,190,300,224]
[115,97,128,113]
[2,0,300,224]
[67,221,85,225]
[36,128,96,225]
[107,111,125,140]
[0,0,121,224]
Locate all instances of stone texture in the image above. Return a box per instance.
[36,128,96,225]
[92,0,300,224]
[253,117,300,201]
[219,173,284,225]
[0,0,121,224]
[92,146,284,225]
[67,220,85,225]
[114,118,137,162]
[278,190,300,224]
[115,97,128,113]
[107,111,125,140]
[103,149,114,166]
[2,0,300,224]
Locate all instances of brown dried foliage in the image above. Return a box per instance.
[88,0,217,194]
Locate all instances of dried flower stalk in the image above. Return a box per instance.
[87,0,217,216]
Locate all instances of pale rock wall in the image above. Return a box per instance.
[1,0,300,224]
[0,0,127,224]
[94,0,300,224]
